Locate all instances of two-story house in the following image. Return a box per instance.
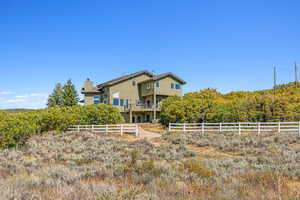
[81,70,186,123]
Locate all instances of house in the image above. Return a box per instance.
[81,70,186,123]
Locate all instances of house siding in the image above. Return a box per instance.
[109,74,152,110]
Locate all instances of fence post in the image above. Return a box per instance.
[92,125,94,133]
[238,122,241,135]
[258,122,261,134]
[77,125,80,133]
[278,122,280,133]
[105,125,108,135]
[298,122,300,136]
[120,124,123,136]
[219,123,222,133]
[201,123,204,134]
[136,125,139,137]
[183,123,186,132]
[169,123,171,132]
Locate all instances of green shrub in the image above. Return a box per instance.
[0,104,123,149]
[160,85,300,124]
[183,159,214,178]
[138,159,164,177]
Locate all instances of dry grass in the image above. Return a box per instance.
[1,131,300,199]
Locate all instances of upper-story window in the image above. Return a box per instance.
[175,84,181,89]
[155,81,160,88]
[132,80,136,86]
[171,83,175,89]
[147,82,151,89]
[94,95,100,99]
[113,98,119,106]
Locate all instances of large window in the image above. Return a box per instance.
[175,84,181,89]
[113,98,119,106]
[120,99,124,106]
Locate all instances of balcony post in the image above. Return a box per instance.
[153,82,157,122]
[129,99,133,123]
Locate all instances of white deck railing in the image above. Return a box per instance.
[68,124,139,136]
[169,122,300,135]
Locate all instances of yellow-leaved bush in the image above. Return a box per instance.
[160,84,300,125]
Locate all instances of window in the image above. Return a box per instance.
[126,99,129,106]
[175,84,181,89]
[132,80,136,86]
[155,81,160,88]
[94,95,100,99]
[171,83,175,89]
[113,98,119,106]
[147,83,151,89]
[120,99,124,106]
[94,100,100,104]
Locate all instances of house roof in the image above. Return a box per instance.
[138,72,186,85]
[96,70,154,89]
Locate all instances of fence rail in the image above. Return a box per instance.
[68,124,139,136]
[169,122,300,135]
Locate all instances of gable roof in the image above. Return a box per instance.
[138,72,186,85]
[97,70,154,89]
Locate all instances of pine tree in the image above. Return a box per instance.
[47,83,64,107]
[62,79,79,106]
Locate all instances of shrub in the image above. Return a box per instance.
[0,104,123,149]
[160,85,300,124]
[183,159,215,178]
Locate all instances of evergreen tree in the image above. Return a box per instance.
[62,79,79,106]
[47,83,64,107]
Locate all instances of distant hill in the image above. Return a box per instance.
[2,109,35,114]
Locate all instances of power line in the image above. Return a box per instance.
[295,62,298,88]
[273,65,277,97]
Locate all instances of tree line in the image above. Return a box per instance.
[160,82,300,125]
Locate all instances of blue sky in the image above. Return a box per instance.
[0,0,300,109]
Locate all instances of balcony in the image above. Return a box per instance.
[123,102,161,112]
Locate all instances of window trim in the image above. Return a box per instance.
[171,83,175,89]
[155,81,160,88]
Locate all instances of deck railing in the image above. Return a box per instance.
[68,124,139,136]
[169,122,300,135]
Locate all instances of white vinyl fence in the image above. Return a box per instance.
[68,124,139,136]
[169,122,300,135]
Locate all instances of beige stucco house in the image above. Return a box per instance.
[81,70,186,123]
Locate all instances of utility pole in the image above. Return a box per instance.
[273,65,277,97]
[295,62,298,88]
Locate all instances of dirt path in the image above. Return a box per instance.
[138,125,162,140]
